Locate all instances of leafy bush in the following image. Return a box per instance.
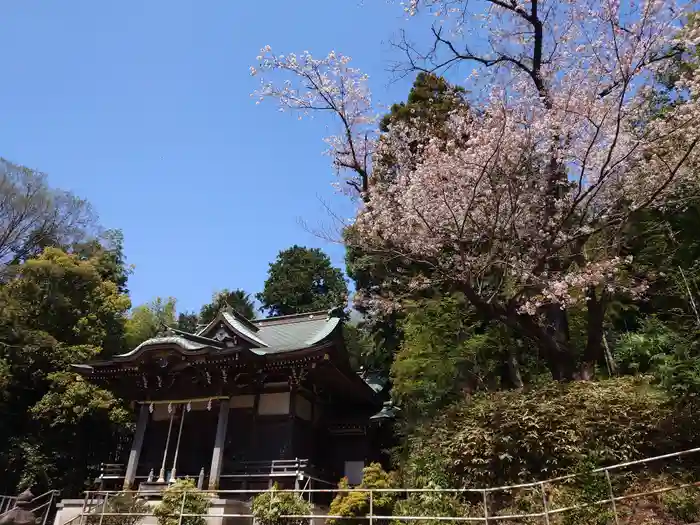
[328,463,398,525]
[392,295,545,423]
[153,479,210,525]
[392,485,473,525]
[251,483,312,525]
[615,317,677,374]
[86,493,148,525]
[403,377,690,490]
[663,487,700,523]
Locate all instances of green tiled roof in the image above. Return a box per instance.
[252,314,340,353]
[221,311,269,347]
[119,310,342,357]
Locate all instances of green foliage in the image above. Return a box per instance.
[662,487,700,523]
[392,295,497,421]
[613,317,700,404]
[176,312,199,333]
[72,229,132,296]
[0,246,131,493]
[86,492,149,525]
[615,317,677,374]
[345,74,469,378]
[379,73,466,132]
[654,335,700,405]
[560,459,614,525]
[153,479,210,525]
[257,245,347,316]
[251,483,312,525]
[328,464,399,525]
[343,323,375,372]
[199,288,256,323]
[124,297,177,349]
[392,487,472,525]
[392,294,544,423]
[402,377,686,490]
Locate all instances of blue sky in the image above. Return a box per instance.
[0,1,429,313]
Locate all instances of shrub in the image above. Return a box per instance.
[403,377,690,490]
[328,463,398,525]
[251,483,312,525]
[153,479,210,525]
[663,486,700,523]
[392,485,473,525]
[86,493,148,525]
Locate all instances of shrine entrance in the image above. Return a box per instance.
[137,399,219,485]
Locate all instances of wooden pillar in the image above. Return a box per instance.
[288,386,297,460]
[208,398,230,490]
[123,404,149,490]
[250,389,261,457]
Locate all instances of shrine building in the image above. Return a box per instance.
[72,307,391,493]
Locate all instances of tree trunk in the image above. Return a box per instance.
[506,347,524,389]
[581,287,606,380]
[459,280,576,381]
[543,304,575,381]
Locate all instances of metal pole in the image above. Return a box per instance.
[540,482,550,525]
[41,492,56,525]
[78,491,89,525]
[177,490,187,525]
[158,407,176,483]
[98,493,109,525]
[482,490,489,524]
[369,490,374,525]
[605,469,620,525]
[170,404,187,482]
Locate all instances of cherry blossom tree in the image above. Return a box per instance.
[253,1,700,380]
[251,47,375,199]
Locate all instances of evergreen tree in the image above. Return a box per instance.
[199,288,256,323]
[257,245,347,316]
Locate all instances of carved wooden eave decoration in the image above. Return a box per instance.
[71,308,381,405]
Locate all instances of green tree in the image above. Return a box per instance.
[72,229,132,295]
[124,297,177,349]
[177,311,200,333]
[343,323,377,372]
[378,72,466,133]
[200,288,256,323]
[0,246,131,493]
[392,294,536,425]
[257,245,347,316]
[346,73,469,377]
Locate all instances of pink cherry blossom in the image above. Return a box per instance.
[254,0,700,323]
[252,47,375,199]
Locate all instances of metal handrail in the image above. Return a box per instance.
[73,445,700,524]
[0,490,59,525]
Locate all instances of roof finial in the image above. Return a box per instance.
[327,306,346,319]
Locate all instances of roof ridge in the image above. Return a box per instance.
[253,310,329,324]
[167,326,225,347]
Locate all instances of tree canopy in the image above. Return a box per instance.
[0,246,131,492]
[254,0,700,381]
[199,288,256,323]
[257,245,348,316]
[0,158,98,270]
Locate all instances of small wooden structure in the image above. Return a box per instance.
[73,308,388,492]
